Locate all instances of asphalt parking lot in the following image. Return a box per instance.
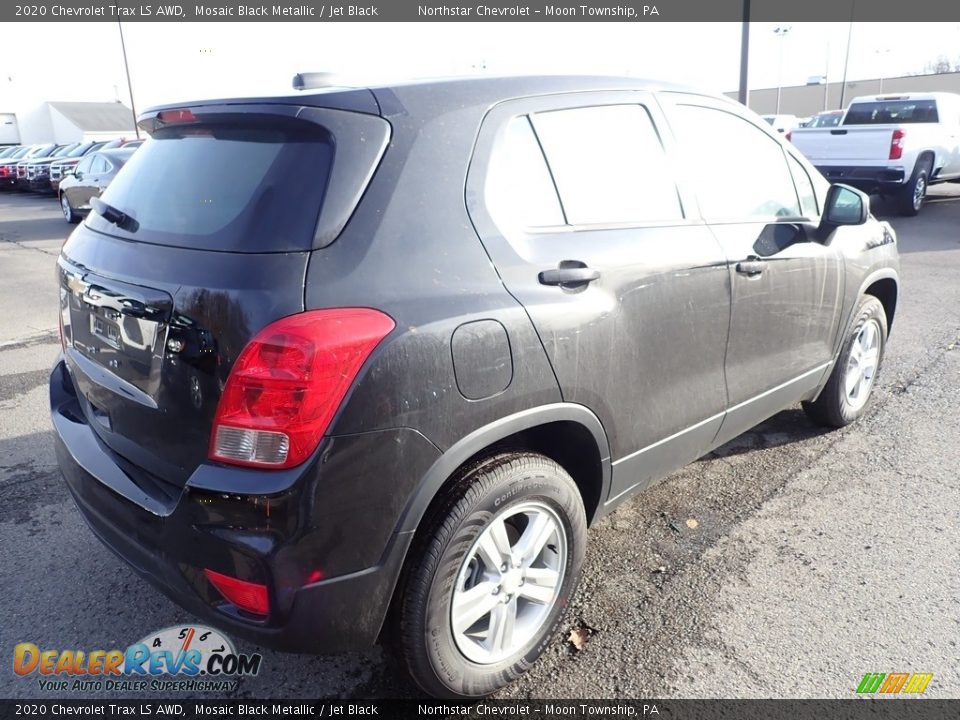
[1,186,958,700]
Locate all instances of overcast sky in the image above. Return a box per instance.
[4,22,960,111]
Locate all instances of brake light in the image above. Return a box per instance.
[889,129,906,160]
[158,109,197,124]
[209,308,395,469]
[204,569,269,616]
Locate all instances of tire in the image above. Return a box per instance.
[803,294,887,428]
[61,193,78,224]
[390,453,587,698]
[896,162,929,216]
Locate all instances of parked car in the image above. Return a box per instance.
[51,76,900,699]
[99,137,144,150]
[790,93,960,215]
[761,113,799,134]
[15,143,65,190]
[58,148,135,223]
[0,145,22,159]
[0,145,51,188]
[805,109,845,128]
[46,142,108,193]
[23,143,80,192]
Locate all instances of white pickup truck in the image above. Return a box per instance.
[790,93,960,215]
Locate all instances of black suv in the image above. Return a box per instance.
[52,76,899,698]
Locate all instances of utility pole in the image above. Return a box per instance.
[117,22,140,139]
[774,25,792,114]
[839,1,855,108]
[738,0,750,106]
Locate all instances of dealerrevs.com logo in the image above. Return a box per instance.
[13,625,262,692]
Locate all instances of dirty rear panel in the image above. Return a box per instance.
[59,99,391,489]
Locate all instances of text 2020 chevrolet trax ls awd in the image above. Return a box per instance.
[51,76,899,697]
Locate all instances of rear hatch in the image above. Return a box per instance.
[58,95,390,489]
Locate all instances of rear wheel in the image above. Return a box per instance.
[391,453,586,698]
[896,163,929,216]
[61,193,78,224]
[803,294,887,428]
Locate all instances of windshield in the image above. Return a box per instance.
[90,121,333,252]
[52,144,79,157]
[67,142,97,158]
[0,147,17,158]
[30,144,58,158]
[808,113,843,128]
[844,99,939,125]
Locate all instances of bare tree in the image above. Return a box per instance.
[922,54,960,75]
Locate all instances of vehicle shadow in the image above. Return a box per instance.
[702,407,834,460]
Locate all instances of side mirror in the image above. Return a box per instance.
[823,184,870,226]
[65,167,76,177]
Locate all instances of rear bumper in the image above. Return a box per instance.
[815,165,907,193]
[50,357,438,654]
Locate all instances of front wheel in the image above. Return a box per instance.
[803,294,887,428]
[391,453,587,698]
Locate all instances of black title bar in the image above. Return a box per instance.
[1,699,958,720]
[6,0,960,22]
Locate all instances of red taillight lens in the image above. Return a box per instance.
[889,129,906,160]
[204,569,269,616]
[209,308,395,469]
[158,109,197,124]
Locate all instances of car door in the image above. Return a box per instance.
[941,95,960,177]
[660,94,844,445]
[64,155,95,209]
[466,93,732,502]
[87,154,113,203]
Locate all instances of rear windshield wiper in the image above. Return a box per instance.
[90,197,139,233]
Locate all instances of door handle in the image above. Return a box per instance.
[735,259,765,277]
[538,263,601,287]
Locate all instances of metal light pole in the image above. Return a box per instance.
[774,25,792,114]
[117,22,140,139]
[839,1,856,108]
[738,0,751,106]
[875,48,891,93]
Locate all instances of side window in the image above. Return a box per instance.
[531,104,683,225]
[788,155,819,218]
[485,116,565,231]
[75,156,94,175]
[90,156,109,174]
[668,104,801,221]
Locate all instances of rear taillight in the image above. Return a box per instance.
[209,308,395,469]
[204,569,269,616]
[889,129,906,160]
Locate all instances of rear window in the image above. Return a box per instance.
[844,99,939,125]
[89,122,333,252]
